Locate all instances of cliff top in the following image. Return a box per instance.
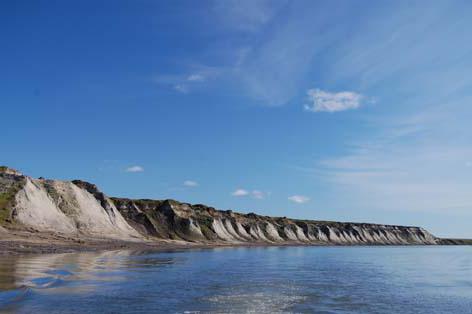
[0,166,22,176]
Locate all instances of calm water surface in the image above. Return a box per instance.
[0,246,470,313]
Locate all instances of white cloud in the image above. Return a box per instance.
[125,165,144,173]
[251,190,265,199]
[174,84,188,93]
[183,180,199,187]
[232,189,249,196]
[232,188,268,199]
[187,74,205,82]
[304,89,363,113]
[288,195,310,204]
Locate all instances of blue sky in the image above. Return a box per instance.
[1,0,472,238]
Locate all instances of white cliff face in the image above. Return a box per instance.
[224,219,244,241]
[11,177,441,245]
[295,225,309,242]
[353,227,373,243]
[15,179,76,234]
[284,226,298,241]
[188,218,204,237]
[316,229,329,242]
[212,219,237,241]
[1,168,442,246]
[14,178,140,239]
[418,228,437,244]
[236,222,252,240]
[265,223,283,241]
[171,216,440,246]
[307,227,328,242]
[249,225,270,242]
[106,201,141,236]
[67,183,140,238]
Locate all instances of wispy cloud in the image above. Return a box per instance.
[154,71,211,93]
[322,2,471,93]
[316,148,472,213]
[306,98,472,213]
[183,180,199,187]
[251,190,267,199]
[156,2,472,108]
[187,74,205,82]
[174,84,188,94]
[125,165,144,173]
[288,195,310,204]
[214,1,357,106]
[304,89,363,113]
[155,1,341,105]
[213,0,284,32]
[232,189,249,197]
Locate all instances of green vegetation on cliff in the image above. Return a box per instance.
[0,187,19,224]
[0,173,26,224]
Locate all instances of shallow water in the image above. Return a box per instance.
[0,246,470,313]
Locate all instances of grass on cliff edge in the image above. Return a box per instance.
[0,193,13,223]
[0,182,24,224]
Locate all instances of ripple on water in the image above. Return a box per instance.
[0,286,33,310]
[0,246,470,314]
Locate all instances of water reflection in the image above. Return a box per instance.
[0,250,178,311]
[0,246,470,313]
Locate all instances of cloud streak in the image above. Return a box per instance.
[307,99,472,214]
[125,166,144,173]
[154,71,212,94]
[174,84,188,93]
[251,190,266,199]
[213,0,285,32]
[187,74,205,82]
[288,195,310,204]
[304,89,363,112]
[183,180,199,187]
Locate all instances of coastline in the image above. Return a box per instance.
[2,228,470,256]
[3,168,469,251]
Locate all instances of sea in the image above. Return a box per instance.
[0,246,470,313]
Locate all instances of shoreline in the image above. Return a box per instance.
[1,228,470,256]
[3,169,467,252]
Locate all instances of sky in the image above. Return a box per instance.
[1,0,472,238]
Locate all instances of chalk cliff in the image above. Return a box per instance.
[112,198,438,245]
[0,167,467,245]
[0,167,139,240]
